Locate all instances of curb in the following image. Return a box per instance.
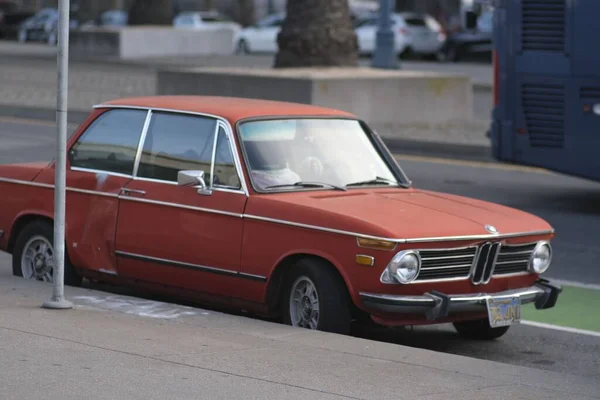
[0,104,494,163]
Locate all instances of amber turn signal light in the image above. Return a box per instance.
[356,237,397,251]
[356,254,375,267]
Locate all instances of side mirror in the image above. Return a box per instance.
[177,170,212,195]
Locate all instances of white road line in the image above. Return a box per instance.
[521,321,600,338]
[552,279,600,291]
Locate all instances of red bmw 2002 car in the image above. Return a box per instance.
[0,96,561,339]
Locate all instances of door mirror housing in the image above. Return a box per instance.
[177,170,212,195]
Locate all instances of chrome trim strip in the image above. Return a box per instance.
[239,272,268,281]
[244,214,392,241]
[70,167,132,179]
[209,122,219,187]
[221,120,249,197]
[403,275,472,284]
[0,177,54,189]
[491,271,530,278]
[68,187,119,198]
[403,231,553,243]
[119,195,243,218]
[495,260,528,266]
[420,263,473,271]
[93,104,249,197]
[132,109,153,177]
[0,178,119,198]
[114,250,267,282]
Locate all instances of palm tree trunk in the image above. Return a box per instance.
[274,0,359,68]
[128,0,173,25]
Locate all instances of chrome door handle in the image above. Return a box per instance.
[120,188,146,196]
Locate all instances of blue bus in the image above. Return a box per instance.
[490,0,600,182]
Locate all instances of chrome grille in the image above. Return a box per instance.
[494,243,536,276]
[471,242,502,285]
[415,247,477,282]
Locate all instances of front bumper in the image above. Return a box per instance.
[360,279,562,321]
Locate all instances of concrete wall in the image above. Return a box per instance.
[70,26,236,59]
[157,67,473,137]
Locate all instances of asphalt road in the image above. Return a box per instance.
[1,117,599,381]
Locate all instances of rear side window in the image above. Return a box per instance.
[69,109,147,175]
[137,112,217,183]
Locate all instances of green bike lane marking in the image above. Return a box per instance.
[521,285,600,334]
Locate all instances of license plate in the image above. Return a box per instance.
[486,296,521,328]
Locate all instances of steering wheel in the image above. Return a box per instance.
[299,156,325,178]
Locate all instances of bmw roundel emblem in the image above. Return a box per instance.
[485,225,499,234]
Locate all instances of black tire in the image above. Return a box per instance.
[281,258,351,335]
[12,220,82,287]
[453,318,510,340]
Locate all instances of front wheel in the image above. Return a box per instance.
[281,258,351,335]
[12,220,82,287]
[453,318,510,340]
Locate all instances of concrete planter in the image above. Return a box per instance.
[70,27,236,60]
[157,66,474,137]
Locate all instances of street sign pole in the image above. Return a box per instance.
[43,0,73,310]
[371,0,399,69]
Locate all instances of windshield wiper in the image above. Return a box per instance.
[265,181,347,191]
[345,176,409,188]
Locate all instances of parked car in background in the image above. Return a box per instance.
[355,12,445,59]
[78,9,128,30]
[174,10,241,32]
[17,7,78,46]
[234,12,284,54]
[0,95,561,340]
[438,9,492,62]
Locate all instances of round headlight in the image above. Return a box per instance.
[387,250,421,283]
[529,242,552,274]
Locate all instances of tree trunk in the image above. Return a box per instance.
[273,0,358,68]
[128,0,173,25]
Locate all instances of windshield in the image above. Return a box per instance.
[238,118,408,192]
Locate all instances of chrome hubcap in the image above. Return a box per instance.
[289,276,320,329]
[21,236,54,283]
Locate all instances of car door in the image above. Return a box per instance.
[50,108,148,275]
[114,110,248,297]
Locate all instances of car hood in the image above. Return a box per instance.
[247,188,553,240]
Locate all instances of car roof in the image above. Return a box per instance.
[97,95,356,122]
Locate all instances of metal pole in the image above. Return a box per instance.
[372,0,399,69]
[43,0,73,310]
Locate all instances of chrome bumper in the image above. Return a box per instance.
[359,279,562,321]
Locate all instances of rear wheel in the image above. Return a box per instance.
[453,318,510,340]
[12,220,82,287]
[281,258,351,335]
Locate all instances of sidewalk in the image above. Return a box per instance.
[0,257,597,400]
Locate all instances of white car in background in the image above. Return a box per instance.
[355,12,446,58]
[234,12,284,54]
[173,11,242,33]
